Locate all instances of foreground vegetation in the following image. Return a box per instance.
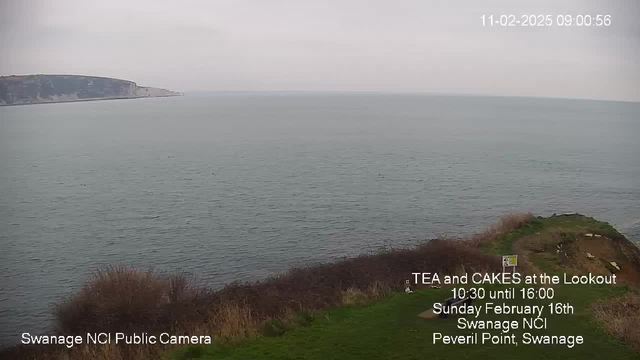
[170,213,640,359]
[2,213,639,360]
[172,284,634,360]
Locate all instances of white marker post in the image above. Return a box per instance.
[405,279,413,293]
[502,255,518,274]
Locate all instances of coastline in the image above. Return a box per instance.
[0,94,183,107]
[2,213,639,359]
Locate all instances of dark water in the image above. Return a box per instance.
[1,94,639,344]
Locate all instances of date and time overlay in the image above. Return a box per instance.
[480,14,612,27]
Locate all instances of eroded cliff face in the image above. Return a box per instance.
[0,75,181,105]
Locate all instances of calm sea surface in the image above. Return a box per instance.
[1,94,639,344]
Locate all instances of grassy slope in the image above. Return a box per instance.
[173,215,638,360]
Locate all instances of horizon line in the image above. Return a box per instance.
[2,73,637,104]
[183,90,640,105]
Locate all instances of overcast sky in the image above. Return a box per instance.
[1,0,638,101]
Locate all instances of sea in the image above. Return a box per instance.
[0,93,639,345]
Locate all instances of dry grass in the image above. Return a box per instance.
[207,302,257,342]
[499,213,535,232]
[341,288,369,305]
[592,292,640,350]
[516,229,581,254]
[366,281,392,299]
[341,281,391,305]
[3,234,502,360]
[470,212,535,247]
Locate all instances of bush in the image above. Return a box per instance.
[52,239,500,341]
[28,230,503,360]
[53,266,204,335]
[592,292,640,350]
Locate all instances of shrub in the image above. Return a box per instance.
[8,226,504,360]
[51,239,500,340]
[592,292,640,350]
[53,266,204,335]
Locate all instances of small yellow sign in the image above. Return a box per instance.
[502,255,518,267]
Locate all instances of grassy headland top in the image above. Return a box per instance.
[3,214,639,360]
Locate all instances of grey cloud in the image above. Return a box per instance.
[0,0,638,101]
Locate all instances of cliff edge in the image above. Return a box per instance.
[0,74,182,106]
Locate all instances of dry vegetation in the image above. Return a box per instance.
[592,292,640,351]
[469,212,535,247]
[1,214,537,360]
[2,241,500,360]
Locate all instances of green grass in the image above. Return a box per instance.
[492,218,544,255]
[171,215,638,360]
[490,214,621,256]
[537,215,622,240]
[173,285,634,360]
